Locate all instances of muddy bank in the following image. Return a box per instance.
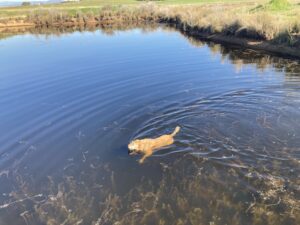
[0,20,35,28]
[171,22,300,59]
[0,17,300,59]
[158,15,300,59]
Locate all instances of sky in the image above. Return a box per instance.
[0,0,48,2]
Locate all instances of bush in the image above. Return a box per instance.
[22,2,31,6]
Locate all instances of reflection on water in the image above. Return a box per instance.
[0,24,299,225]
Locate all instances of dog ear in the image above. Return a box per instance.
[132,139,139,144]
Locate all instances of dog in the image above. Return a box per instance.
[128,126,181,164]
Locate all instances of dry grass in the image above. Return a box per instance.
[92,2,300,45]
[0,1,300,46]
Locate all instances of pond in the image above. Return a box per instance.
[0,26,299,225]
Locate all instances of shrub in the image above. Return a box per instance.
[22,2,31,6]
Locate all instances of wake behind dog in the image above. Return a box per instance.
[128,126,181,164]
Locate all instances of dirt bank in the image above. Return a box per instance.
[171,22,300,59]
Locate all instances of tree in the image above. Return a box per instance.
[22,2,31,6]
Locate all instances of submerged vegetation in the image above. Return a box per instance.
[0,2,299,225]
[1,154,299,224]
[0,15,300,224]
[0,24,300,223]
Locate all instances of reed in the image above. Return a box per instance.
[0,1,299,46]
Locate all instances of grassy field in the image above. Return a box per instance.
[0,0,300,47]
[0,0,279,18]
[1,0,299,21]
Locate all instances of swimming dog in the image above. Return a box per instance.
[128,126,181,164]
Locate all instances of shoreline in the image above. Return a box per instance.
[171,22,300,59]
[1,19,300,59]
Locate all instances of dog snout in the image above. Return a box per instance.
[128,149,137,155]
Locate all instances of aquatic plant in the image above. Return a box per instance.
[1,148,299,225]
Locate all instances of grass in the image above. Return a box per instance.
[0,0,258,18]
[267,0,291,10]
[0,1,298,19]
[0,0,300,47]
[252,0,292,11]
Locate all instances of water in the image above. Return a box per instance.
[0,26,299,225]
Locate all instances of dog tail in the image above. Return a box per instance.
[171,126,181,137]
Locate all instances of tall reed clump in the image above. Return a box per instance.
[27,9,71,26]
[152,3,299,45]
[23,2,300,47]
[97,3,160,22]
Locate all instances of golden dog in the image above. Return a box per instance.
[128,126,181,164]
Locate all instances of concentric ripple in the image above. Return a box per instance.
[0,27,299,225]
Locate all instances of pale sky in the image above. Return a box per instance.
[0,0,48,2]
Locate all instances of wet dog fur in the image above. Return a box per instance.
[128,126,181,164]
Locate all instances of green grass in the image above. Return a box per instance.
[252,0,293,12]
[0,0,299,47]
[0,1,299,24]
[0,0,298,18]
[267,0,291,10]
[0,0,257,18]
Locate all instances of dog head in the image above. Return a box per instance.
[128,139,141,155]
